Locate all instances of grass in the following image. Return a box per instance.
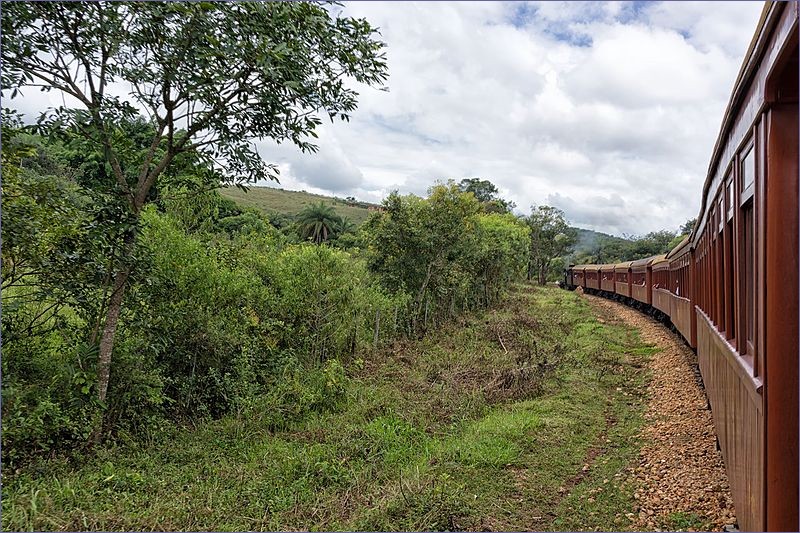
[2,285,658,531]
[219,186,378,225]
[663,511,710,532]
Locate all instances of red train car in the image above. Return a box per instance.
[650,256,671,317]
[572,266,585,288]
[600,264,615,292]
[691,3,797,529]
[614,261,633,298]
[666,238,696,348]
[584,265,600,291]
[630,254,663,306]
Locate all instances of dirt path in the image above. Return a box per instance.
[582,293,736,532]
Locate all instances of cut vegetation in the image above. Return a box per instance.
[3,285,658,532]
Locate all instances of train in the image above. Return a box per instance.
[563,3,797,531]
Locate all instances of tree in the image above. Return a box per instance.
[457,177,516,213]
[458,178,499,202]
[364,183,482,332]
[630,230,677,259]
[469,213,529,304]
[1,2,388,428]
[680,218,697,236]
[335,216,357,236]
[296,202,342,244]
[526,206,577,285]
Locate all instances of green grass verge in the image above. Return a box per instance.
[2,285,657,531]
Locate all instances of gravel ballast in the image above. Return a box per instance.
[583,294,736,532]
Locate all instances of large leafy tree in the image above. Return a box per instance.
[296,201,342,244]
[1,2,388,423]
[457,177,516,213]
[365,183,482,332]
[526,205,577,285]
[680,218,697,236]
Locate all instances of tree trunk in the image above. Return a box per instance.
[96,265,131,403]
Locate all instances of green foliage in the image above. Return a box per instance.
[295,201,343,244]
[568,228,678,265]
[2,2,388,186]
[457,177,516,213]
[680,218,697,236]
[526,206,577,284]
[2,0,390,421]
[3,286,655,531]
[364,182,527,334]
[470,212,531,303]
[271,243,401,363]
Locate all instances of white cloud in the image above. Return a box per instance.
[272,0,761,236]
[6,1,764,236]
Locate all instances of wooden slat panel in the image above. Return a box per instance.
[653,288,671,315]
[697,310,764,531]
[615,281,630,297]
[631,284,648,304]
[672,296,694,347]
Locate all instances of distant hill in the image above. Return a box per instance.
[562,228,634,265]
[221,187,637,260]
[571,228,630,257]
[220,186,381,225]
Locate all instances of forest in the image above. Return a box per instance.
[3,115,535,463]
[2,3,690,530]
[1,1,685,468]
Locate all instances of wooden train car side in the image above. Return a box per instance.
[666,238,696,348]
[614,261,633,298]
[691,3,797,529]
[650,257,671,317]
[564,5,798,530]
[600,264,615,293]
[585,265,600,291]
[630,255,663,306]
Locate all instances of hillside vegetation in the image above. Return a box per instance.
[2,4,686,531]
[3,285,657,531]
[220,186,379,226]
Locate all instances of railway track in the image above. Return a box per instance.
[583,293,736,532]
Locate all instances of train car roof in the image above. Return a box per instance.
[665,236,692,259]
[615,261,634,269]
[599,263,616,271]
[650,255,670,269]
[574,264,600,270]
[630,254,661,268]
[692,1,778,244]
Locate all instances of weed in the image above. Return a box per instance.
[665,511,709,531]
[3,285,655,532]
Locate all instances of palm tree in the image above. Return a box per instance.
[336,216,356,236]
[296,202,342,244]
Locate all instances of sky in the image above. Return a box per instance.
[8,1,765,237]
[255,1,763,236]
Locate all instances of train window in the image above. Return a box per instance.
[741,198,755,360]
[725,217,735,342]
[741,143,755,200]
[726,179,734,220]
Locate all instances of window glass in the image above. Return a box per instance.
[726,180,734,217]
[742,145,755,190]
[742,202,755,355]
